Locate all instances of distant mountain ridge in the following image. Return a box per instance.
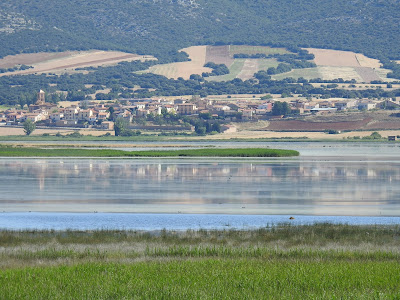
[0,0,398,61]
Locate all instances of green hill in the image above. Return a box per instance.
[0,0,399,61]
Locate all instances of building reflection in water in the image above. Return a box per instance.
[0,159,399,208]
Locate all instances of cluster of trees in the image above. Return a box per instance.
[271,101,291,116]
[202,63,230,77]
[234,48,314,61]
[0,64,32,74]
[382,60,400,80]
[144,109,183,126]
[114,107,224,136]
[114,118,141,137]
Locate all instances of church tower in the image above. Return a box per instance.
[36,90,45,105]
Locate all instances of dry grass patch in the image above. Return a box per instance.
[306,48,361,67]
[355,54,381,68]
[318,66,363,81]
[273,68,321,80]
[147,46,210,79]
[303,48,390,82]
[236,59,259,80]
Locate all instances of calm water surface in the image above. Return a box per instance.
[1,142,400,229]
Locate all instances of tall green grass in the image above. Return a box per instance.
[2,224,400,298]
[1,260,400,299]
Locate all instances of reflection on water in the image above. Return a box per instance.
[1,158,400,216]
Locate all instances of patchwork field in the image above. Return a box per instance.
[304,48,387,82]
[145,45,283,81]
[0,50,156,76]
[206,45,283,81]
[143,46,391,83]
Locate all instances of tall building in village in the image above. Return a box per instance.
[36,90,46,105]
[29,90,56,113]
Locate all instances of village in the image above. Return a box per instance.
[1,90,400,135]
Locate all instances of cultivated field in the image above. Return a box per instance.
[306,48,361,67]
[273,68,321,80]
[189,128,400,140]
[0,50,156,76]
[146,46,211,79]
[305,48,388,82]
[229,45,288,56]
[260,111,400,133]
[145,45,286,81]
[318,66,363,81]
[206,45,283,81]
[0,126,112,137]
[143,45,390,82]
[205,45,234,66]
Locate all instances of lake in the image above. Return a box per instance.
[1,142,400,229]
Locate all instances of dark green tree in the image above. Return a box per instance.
[23,119,36,136]
[114,117,128,136]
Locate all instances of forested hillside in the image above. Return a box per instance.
[0,0,399,61]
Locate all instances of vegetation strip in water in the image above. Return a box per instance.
[1,224,400,298]
[0,146,299,157]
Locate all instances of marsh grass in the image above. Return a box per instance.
[1,224,400,262]
[1,224,400,298]
[0,146,299,157]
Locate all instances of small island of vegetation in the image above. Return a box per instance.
[0,146,299,158]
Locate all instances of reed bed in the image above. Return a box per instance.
[0,146,299,157]
[1,224,399,298]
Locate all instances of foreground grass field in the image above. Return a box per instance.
[1,224,400,298]
[0,146,299,157]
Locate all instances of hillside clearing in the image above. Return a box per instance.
[146,46,210,79]
[0,50,156,76]
[306,48,362,67]
[145,45,290,81]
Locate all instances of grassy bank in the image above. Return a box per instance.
[0,146,299,157]
[1,224,400,298]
